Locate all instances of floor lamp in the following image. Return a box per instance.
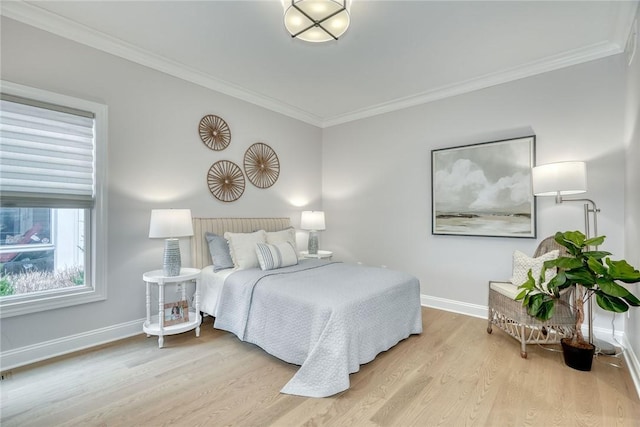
[531,161,615,355]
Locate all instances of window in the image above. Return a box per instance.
[0,81,107,318]
[1,208,85,294]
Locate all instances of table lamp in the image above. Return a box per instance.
[149,209,194,276]
[301,210,325,255]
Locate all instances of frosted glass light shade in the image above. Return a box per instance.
[282,0,351,42]
[301,210,326,231]
[532,162,587,196]
[148,209,194,238]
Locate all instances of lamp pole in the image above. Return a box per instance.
[555,196,614,354]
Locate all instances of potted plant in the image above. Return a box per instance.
[516,230,640,371]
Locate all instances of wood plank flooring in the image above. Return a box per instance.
[2,308,639,426]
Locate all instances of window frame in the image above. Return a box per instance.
[0,81,108,318]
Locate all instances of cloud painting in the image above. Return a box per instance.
[432,136,536,238]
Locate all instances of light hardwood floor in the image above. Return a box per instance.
[2,308,639,426]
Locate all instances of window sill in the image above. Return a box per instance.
[0,286,106,318]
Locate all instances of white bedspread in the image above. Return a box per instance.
[214,260,422,397]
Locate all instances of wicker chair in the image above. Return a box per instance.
[487,236,576,358]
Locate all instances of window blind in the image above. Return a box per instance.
[0,95,96,208]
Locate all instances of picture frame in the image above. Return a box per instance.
[163,300,189,326]
[431,135,536,238]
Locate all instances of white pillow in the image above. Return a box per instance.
[511,249,559,288]
[224,230,267,270]
[255,241,299,271]
[266,227,296,247]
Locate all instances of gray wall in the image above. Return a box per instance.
[0,18,322,354]
[624,10,640,372]
[321,55,629,334]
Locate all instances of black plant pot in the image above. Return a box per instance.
[561,338,595,371]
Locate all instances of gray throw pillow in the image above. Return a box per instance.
[205,232,234,272]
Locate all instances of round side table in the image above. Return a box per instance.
[142,268,201,348]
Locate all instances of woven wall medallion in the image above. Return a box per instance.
[199,115,231,151]
[244,142,280,188]
[207,160,245,202]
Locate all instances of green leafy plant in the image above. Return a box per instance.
[0,276,15,296]
[72,270,84,285]
[516,230,640,346]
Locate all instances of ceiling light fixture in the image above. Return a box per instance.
[282,0,351,43]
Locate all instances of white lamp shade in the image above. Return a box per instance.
[148,209,194,238]
[532,161,587,196]
[282,0,351,42]
[301,210,326,231]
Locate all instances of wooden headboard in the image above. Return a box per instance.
[190,217,292,269]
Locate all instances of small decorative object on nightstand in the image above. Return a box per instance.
[300,250,333,260]
[300,210,325,255]
[142,268,201,348]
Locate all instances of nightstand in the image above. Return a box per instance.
[300,250,333,260]
[142,268,201,348]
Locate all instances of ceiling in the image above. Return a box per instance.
[1,1,637,127]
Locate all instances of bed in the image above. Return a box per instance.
[191,217,423,397]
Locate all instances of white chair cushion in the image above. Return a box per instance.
[490,281,521,299]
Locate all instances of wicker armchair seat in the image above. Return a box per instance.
[487,236,576,358]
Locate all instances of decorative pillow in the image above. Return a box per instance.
[266,227,296,247]
[255,241,298,271]
[511,249,560,288]
[204,232,234,272]
[224,230,267,270]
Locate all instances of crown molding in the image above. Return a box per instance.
[322,40,623,127]
[1,1,634,129]
[0,1,324,127]
[324,0,637,127]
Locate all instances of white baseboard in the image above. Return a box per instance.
[0,318,144,371]
[420,293,640,399]
[622,335,640,400]
[421,294,488,319]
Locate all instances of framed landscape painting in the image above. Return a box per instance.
[431,135,536,238]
